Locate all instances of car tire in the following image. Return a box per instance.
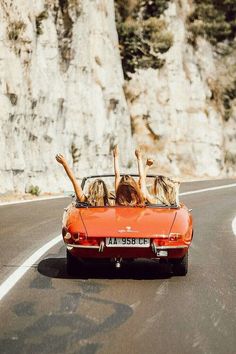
[171,252,188,276]
[67,249,80,275]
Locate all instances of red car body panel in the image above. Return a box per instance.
[80,207,176,237]
[63,203,193,261]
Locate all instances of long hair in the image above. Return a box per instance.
[153,176,180,206]
[87,179,110,206]
[116,175,145,206]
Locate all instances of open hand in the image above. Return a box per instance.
[146,158,154,167]
[55,153,67,165]
[135,148,142,159]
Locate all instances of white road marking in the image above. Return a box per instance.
[0,235,61,301]
[179,183,236,196]
[2,183,236,206]
[0,195,67,206]
[232,216,236,236]
[1,181,236,301]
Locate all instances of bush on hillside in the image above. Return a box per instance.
[188,0,236,45]
[115,0,172,78]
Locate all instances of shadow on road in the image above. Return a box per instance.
[38,257,172,280]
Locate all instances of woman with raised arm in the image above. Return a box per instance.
[153,176,180,206]
[113,146,145,206]
[135,149,156,204]
[56,154,110,206]
[134,150,180,206]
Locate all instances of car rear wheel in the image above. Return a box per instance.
[170,252,188,276]
[67,249,80,275]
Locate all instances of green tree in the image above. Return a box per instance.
[115,0,172,78]
[188,0,236,44]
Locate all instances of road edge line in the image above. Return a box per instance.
[0,195,68,207]
[1,183,236,206]
[0,235,62,301]
[179,183,236,196]
[232,216,236,237]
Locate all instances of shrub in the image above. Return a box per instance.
[115,0,172,78]
[7,93,18,106]
[187,0,236,45]
[70,142,80,166]
[225,151,236,165]
[222,81,236,121]
[134,0,170,20]
[8,21,26,41]
[28,185,41,196]
[36,10,48,35]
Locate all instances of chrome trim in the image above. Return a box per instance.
[155,245,188,249]
[99,241,105,252]
[152,234,169,239]
[66,243,188,250]
[66,243,100,249]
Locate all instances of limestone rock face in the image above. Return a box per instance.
[0,0,132,193]
[0,0,235,195]
[124,0,236,179]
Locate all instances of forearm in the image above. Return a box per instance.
[113,155,120,192]
[62,163,85,201]
[137,156,147,197]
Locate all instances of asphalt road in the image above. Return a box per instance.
[0,179,236,354]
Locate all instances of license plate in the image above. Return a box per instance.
[106,237,150,248]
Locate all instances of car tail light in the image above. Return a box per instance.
[153,233,182,246]
[64,232,72,240]
[169,233,182,241]
[82,237,100,246]
[89,238,100,246]
[71,232,86,242]
[153,235,168,246]
[154,234,169,239]
[62,227,72,241]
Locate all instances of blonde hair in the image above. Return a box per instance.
[87,179,109,206]
[116,175,145,206]
[154,176,180,206]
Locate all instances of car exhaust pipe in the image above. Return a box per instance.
[115,258,122,269]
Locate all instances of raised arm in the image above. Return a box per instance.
[113,145,121,193]
[135,149,155,203]
[144,158,154,178]
[55,154,85,202]
[135,148,146,196]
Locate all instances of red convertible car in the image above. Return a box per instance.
[62,175,193,276]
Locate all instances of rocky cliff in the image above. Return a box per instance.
[0,0,132,194]
[120,0,236,178]
[0,0,235,195]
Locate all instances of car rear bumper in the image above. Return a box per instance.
[66,243,188,260]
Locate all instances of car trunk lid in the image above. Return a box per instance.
[79,207,177,238]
